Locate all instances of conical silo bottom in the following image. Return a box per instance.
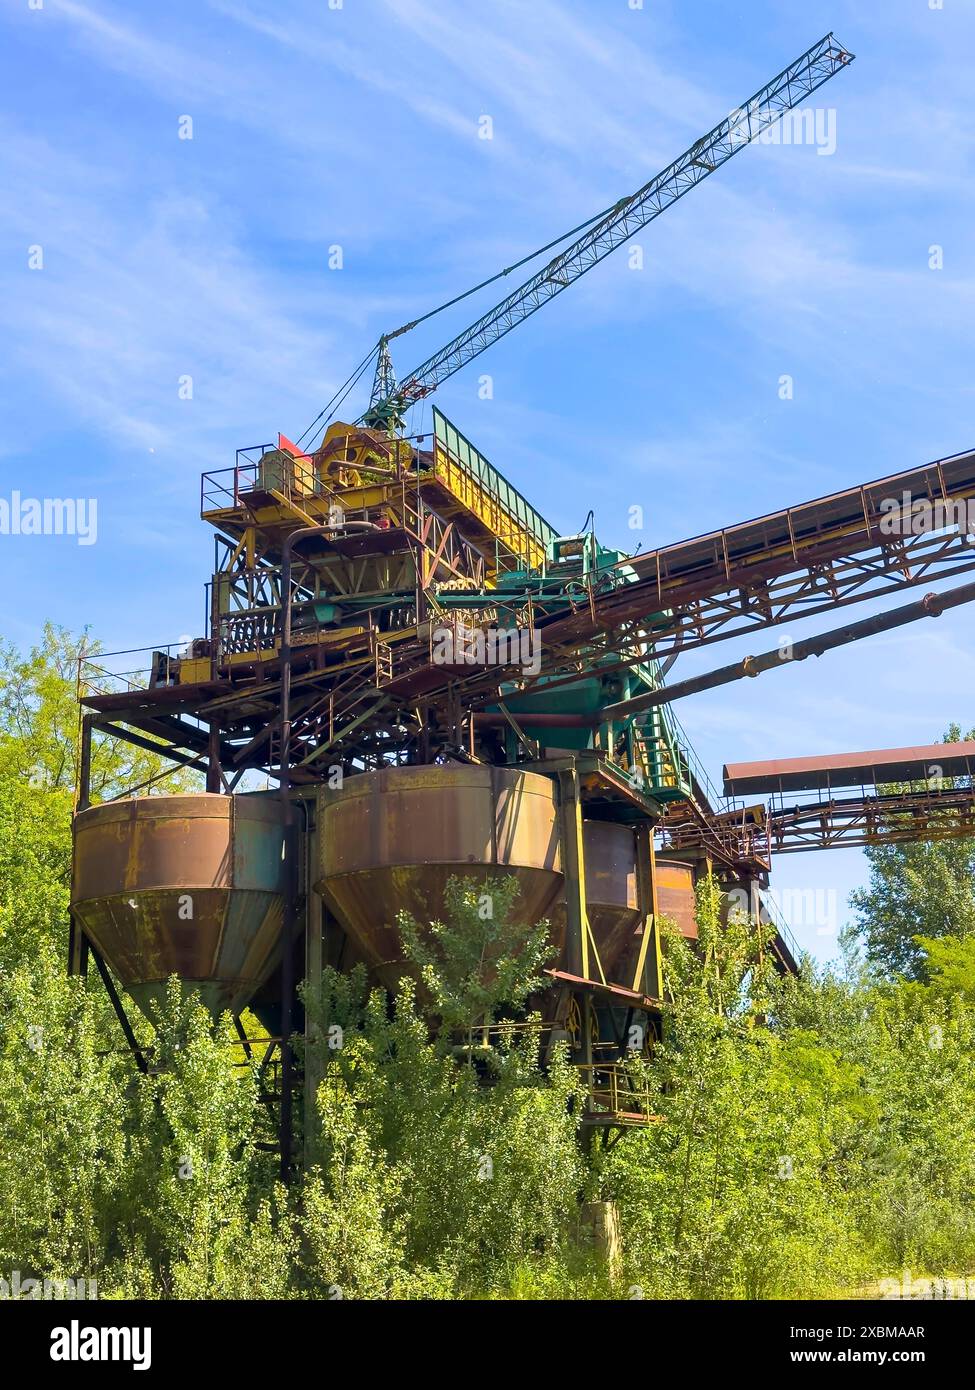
[315,765,564,990]
[74,885,286,1022]
[71,794,291,1023]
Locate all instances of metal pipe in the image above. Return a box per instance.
[90,945,149,1074]
[599,580,975,722]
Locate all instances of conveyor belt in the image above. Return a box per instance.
[725,741,975,797]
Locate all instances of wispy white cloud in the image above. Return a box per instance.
[0,134,348,456]
[45,0,362,157]
[207,0,475,141]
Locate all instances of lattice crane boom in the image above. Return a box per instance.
[363,32,854,429]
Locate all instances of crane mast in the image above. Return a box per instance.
[363,31,853,430]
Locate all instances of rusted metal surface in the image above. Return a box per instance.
[545,969,660,1011]
[654,858,698,940]
[658,799,771,872]
[80,444,975,780]
[318,770,646,990]
[549,821,640,982]
[71,793,290,1019]
[767,785,975,853]
[316,765,563,988]
[581,821,640,975]
[724,741,975,797]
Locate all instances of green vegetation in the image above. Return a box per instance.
[1,628,974,1299]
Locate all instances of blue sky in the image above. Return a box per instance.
[2,0,974,958]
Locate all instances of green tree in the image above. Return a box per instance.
[301,879,585,1298]
[396,874,555,1045]
[0,623,196,802]
[112,980,288,1298]
[0,952,126,1288]
[0,631,285,1299]
[601,876,873,1298]
[850,724,975,980]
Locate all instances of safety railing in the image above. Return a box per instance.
[201,444,341,516]
[78,642,193,698]
[432,406,557,569]
[750,773,975,816]
[754,887,804,967]
[575,1063,661,1121]
[656,802,772,866]
[448,1019,558,1053]
[664,703,727,814]
[625,656,726,814]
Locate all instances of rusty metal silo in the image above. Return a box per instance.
[315,764,563,988]
[547,821,642,983]
[71,793,291,1020]
[654,857,699,940]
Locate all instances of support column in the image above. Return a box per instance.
[581,992,594,1070]
[749,875,763,965]
[90,945,148,1073]
[632,826,662,1000]
[67,913,89,978]
[556,767,590,981]
[207,721,222,793]
[77,713,93,812]
[69,715,94,979]
[303,886,324,1170]
[278,843,297,1181]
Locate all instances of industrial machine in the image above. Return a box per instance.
[67,34,975,1170]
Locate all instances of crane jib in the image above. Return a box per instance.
[364,32,854,426]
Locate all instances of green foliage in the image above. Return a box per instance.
[112,980,288,1299]
[0,623,197,804]
[300,889,581,1289]
[919,933,975,1001]
[300,1088,416,1299]
[600,881,874,1298]
[0,959,292,1298]
[845,954,975,1273]
[396,874,555,1041]
[0,950,126,1285]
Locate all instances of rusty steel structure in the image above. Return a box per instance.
[72,412,975,1160]
[66,33,975,1159]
